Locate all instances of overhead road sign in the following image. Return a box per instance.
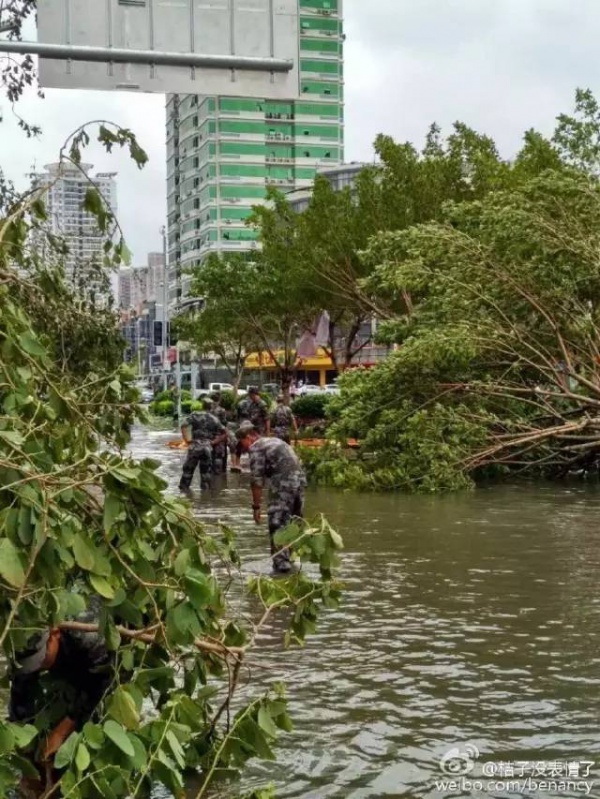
[25,0,300,98]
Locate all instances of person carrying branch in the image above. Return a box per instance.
[235,422,306,573]
[8,598,114,797]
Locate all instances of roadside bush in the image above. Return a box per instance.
[153,390,171,403]
[220,390,238,412]
[292,394,330,420]
[150,399,175,416]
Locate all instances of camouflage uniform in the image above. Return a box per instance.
[237,396,269,434]
[211,403,230,474]
[180,411,225,490]
[249,437,306,571]
[270,404,295,444]
[9,595,113,732]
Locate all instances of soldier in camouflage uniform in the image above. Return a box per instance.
[236,422,306,573]
[179,399,228,491]
[9,596,114,795]
[237,387,270,434]
[270,394,298,444]
[232,387,270,472]
[210,393,236,474]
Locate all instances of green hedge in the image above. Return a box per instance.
[150,399,175,416]
[291,394,330,419]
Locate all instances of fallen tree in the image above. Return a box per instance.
[309,94,600,491]
[0,137,343,799]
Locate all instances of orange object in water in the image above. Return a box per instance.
[167,440,189,449]
[295,438,360,449]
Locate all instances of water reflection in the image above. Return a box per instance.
[137,428,600,798]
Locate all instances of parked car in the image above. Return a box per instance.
[141,388,155,403]
[196,383,247,398]
[262,383,280,396]
[298,384,324,397]
[323,383,341,396]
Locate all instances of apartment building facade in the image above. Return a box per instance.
[165,0,344,304]
[31,162,117,293]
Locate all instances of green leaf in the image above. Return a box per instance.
[54,732,80,769]
[17,506,32,546]
[90,573,115,599]
[329,529,344,550]
[9,724,38,749]
[75,742,91,772]
[166,730,186,769]
[105,619,121,652]
[185,571,213,610]
[174,549,190,577]
[83,722,104,750]
[18,331,46,358]
[103,494,121,534]
[0,540,26,588]
[57,590,86,619]
[257,706,278,739]
[0,724,15,755]
[108,687,140,730]
[73,533,96,571]
[103,720,135,757]
[0,430,25,448]
[128,734,147,770]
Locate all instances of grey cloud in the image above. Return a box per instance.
[3,0,600,262]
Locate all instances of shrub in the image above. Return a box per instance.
[291,394,330,420]
[153,390,171,403]
[150,399,175,416]
[220,390,237,411]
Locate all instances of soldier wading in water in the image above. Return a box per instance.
[231,387,270,472]
[236,422,306,573]
[179,398,228,491]
[270,393,298,444]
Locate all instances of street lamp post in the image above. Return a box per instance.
[171,297,205,426]
[160,226,169,391]
[136,316,142,376]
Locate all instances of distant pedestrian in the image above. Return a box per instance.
[179,399,228,491]
[236,422,306,573]
[270,394,298,444]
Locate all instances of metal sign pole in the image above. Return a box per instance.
[0,39,293,72]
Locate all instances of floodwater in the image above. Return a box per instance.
[140,427,600,798]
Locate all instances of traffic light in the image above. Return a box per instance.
[169,322,178,346]
[153,321,163,346]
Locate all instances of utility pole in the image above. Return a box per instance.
[136,316,142,377]
[160,226,169,392]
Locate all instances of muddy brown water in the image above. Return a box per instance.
[131,426,600,799]
[4,425,600,799]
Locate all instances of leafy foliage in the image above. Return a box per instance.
[291,394,331,421]
[315,92,600,491]
[0,135,343,798]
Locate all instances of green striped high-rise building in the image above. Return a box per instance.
[165,0,344,303]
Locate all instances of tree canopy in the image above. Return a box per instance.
[0,126,343,798]
[305,91,600,492]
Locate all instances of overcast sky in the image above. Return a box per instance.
[2,0,600,262]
